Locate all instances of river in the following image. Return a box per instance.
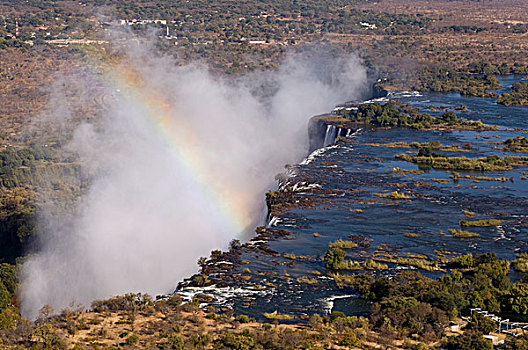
[177,76,528,321]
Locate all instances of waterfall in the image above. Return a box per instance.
[346,129,352,137]
[323,125,337,147]
[323,125,332,146]
[330,126,337,142]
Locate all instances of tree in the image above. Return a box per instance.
[503,283,528,315]
[469,312,497,334]
[443,331,492,350]
[442,111,457,123]
[324,247,346,270]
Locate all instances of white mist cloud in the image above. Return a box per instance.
[19,40,367,319]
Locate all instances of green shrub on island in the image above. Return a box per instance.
[449,229,480,238]
[324,242,388,271]
[462,210,475,218]
[324,247,346,270]
[503,136,528,153]
[512,253,528,272]
[374,191,410,200]
[396,153,528,171]
[366,140,468,152]
[448,254,474,268]
[414,65,500,98]
[337,100,495,130]
[374,256,440,271]
[333,258,389,271]
[460,219,502,227]
[504,334,528,349]
[262,310,294,320]
[464,175,511,182]
[404,232,419,238]
[498,82,528,106]
[328,239,358,250]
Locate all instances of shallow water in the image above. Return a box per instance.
[391,75,528,129]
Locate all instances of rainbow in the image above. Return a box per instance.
[88,56,254,239]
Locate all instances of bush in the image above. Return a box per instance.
[262,323,272,331]
[237,315,250,323]
[166,333,184,350]
[0,306,19,330]
[217,333,256,350]
[443,331,492,350]
[468,312,497,334]
[449,254,474,268]
[339,331,361,347]
[324,247,346,270]
[125,334,139,345]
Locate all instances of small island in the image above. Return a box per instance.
[498,82,528,106]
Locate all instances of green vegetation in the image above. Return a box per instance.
[396,152,528,171]
[325,242,442,272]
[236,315,250,323]
[374,191,410,200]
[262,310,294,320]
[375,256,440,271]
[462,210,475,218]
[296,276,318,284]
[0,188,36,263]
[328,239,358,250]
[367,140,468,152]
[464,175,511,182]
[404,232,419,238]
[2,2,528,350]
[443,331,493,350]
[323,247,346,270]
[0,146,83,264]
[413,65,500,97]
[512,253,528,273]
[0,290,376,349]
[338,101,495,130]
[324,242,388,271]
[0,262,19,331]
[498,82,528,106]
[448,228,480,238]
[331,253,521,342]
[449,254,474,268]
[460,219,502,227]
[332,258,389,271]
[502,136,528,153]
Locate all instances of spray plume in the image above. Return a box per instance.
[19,39,367,319]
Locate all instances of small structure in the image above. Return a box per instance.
[360,21,377,29]
[248,38,266,44]
[483,333,505,346]
[120,19,167,26]
[448,320,467,332]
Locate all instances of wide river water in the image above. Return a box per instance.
[178,76,528,321]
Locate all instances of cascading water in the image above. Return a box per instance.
[323,125,337,147]
[323,125,332,146]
